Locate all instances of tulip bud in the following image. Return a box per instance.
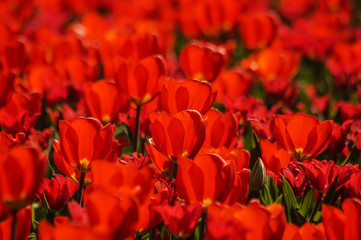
[250,158,266,191]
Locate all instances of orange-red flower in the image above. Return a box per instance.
[38,221,107,240]
[0,146,47,210]
[241,47,301,82]
[176,153,235,205]
[89,161,155,204]
[197,146,251,204]
[299,159,353,193]
[206,201,286,240]
[39,191,139,239]
[159,78,216,115]
[212,68,253,101]
[36,174,78,211]
[83,80,129,123]
[0,131,21,151]
[154,202,203,238]
[179,41,226,82]
[82,191,139,239]
[280,163,307,197]
[260,139,294,175]
[149,110,207,160]
[273,113,333,160]
[0,207,32,240]
[27,65,69,105]
[115,55,167,105]
[238,10,280,50]
[100,32,162,79]
[178,0,241,38]
[0,84,42,137]
[282,222,326,240]
[322,198,361,240]
[53,117,120,183]
[203,109,238,149]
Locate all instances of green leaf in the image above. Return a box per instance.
[313,211,322,223]
[249,130,261,170]
[28,232,37,240]
[292,208,307,226]
[322,175,339,205]
[275,194,283,204]
[281,175,304,225]
[340,137,358,166]
[301,189,315,218]
[259,185,273,205]
[267,176,279,200]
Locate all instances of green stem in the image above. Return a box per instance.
[310,192,323,223]
[199,211,207,240]
[11,210,17,240]
[133,104,142,153]
[76,172,86,206]
[172,162,178,180]
[149,228,155,240]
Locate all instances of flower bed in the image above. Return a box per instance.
[0,0,361,239]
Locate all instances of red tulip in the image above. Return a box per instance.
[238,10,279,50]
[203,109,238,149]
[0,207,32,240]
[0,131,21,151]
[149,110,207,160]
[0,146,47,210]
[145,143,174,176]
[205,204,249,240]
[212,68,253,101]
[53,117,120,183]
[206,201,286,240]
[278,0,313,20]
[327,120,352,156]
[178,0,241,38]
[83,80,129,123]
[198,146,250,171]
[36,174,78,211]
[176,154,235,205]
[273,113,333,160]
[260,140,294,176]
[136,182,169,232]
[38,221,107,240]
[82,191,139,239]
[299,159,353,193]
[197,146,250,204]
[249,116,275,141]
[282,222,326,240]
[342,168,361,199]
[116,55,167,105]
[280,163,307,197]
[179,41,226,82]
[154,202,203,238]
[89,161,155,204]
[263,79,299,106]
[0,85,41,137]
[100,32,161,78]
[160,78,216,115]
[241,47,301,82]
[27,65,68,105]
[322,198,361,240]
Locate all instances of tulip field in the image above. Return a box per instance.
[1,0,361,239]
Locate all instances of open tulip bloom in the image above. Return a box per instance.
[0,0,361,239]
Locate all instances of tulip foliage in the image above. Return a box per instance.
[0,0,361,240]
